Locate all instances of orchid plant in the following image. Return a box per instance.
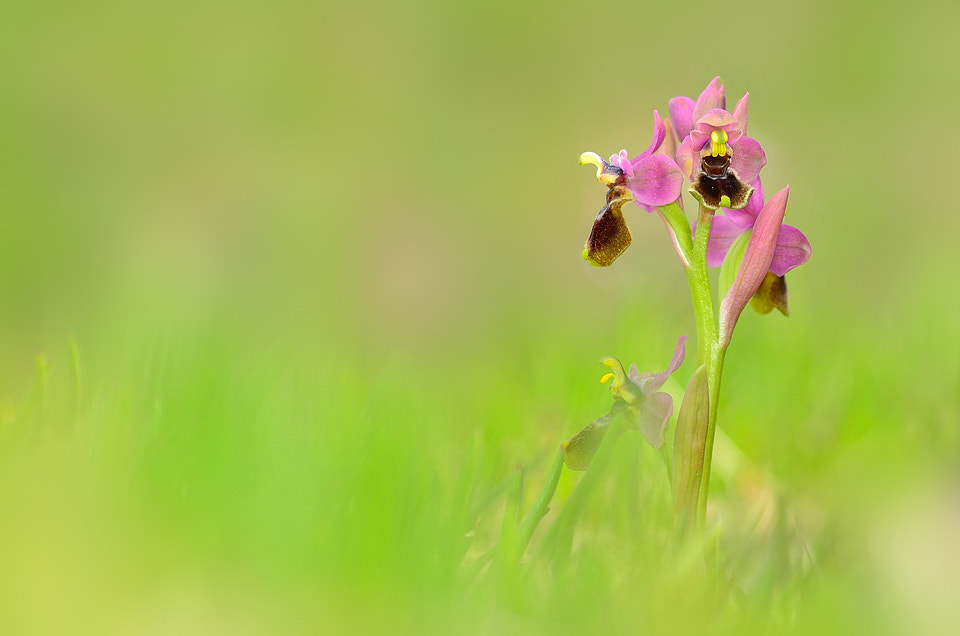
[464,78,809,592]
[570,77,811,537]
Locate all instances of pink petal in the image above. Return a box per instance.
[696,109,739,130]
[724,128,744,145]
[637,392,673,449]
[730,136,766,183]
[706,215,748,267]
[611,149,632,176]
[719,186,789,347]
[689,130,711,153]
[693,77,726,124]
[630,334,688,393]
[675,138,697,181]
[733,93,749,134]
[628,154,683,206]
[660,118,679,162]
[769,224,811,276]
[743,177,765,216]
[646,110,666,156]
[668,96,695,141]
[723,177,764,227]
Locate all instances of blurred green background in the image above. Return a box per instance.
[1,0,958,633]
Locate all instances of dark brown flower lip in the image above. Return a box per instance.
[583,197,633,267]
[690,155,753,210]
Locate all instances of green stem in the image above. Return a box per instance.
[686,205,719,363]
[657,201,694,266]
[679,202,729,534]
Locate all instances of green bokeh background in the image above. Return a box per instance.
[1,0,958,633]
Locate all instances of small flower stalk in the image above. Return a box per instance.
[570,77,811,538]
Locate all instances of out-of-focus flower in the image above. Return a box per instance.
[564,336,687,469]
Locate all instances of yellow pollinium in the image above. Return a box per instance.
[710,129,729,157]
[599,357,627,392]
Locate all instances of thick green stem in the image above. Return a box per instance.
[686,206,719,364]
[677,203,729,534]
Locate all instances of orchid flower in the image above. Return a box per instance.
[579,111,684,267]
[669,77,765,184]
[563,335,687,470]
[668,78,766,210]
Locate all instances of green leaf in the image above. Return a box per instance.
[672,364,710,538]
[514,447,565,560]
[718,229,753,304]
[498,466,524,558]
